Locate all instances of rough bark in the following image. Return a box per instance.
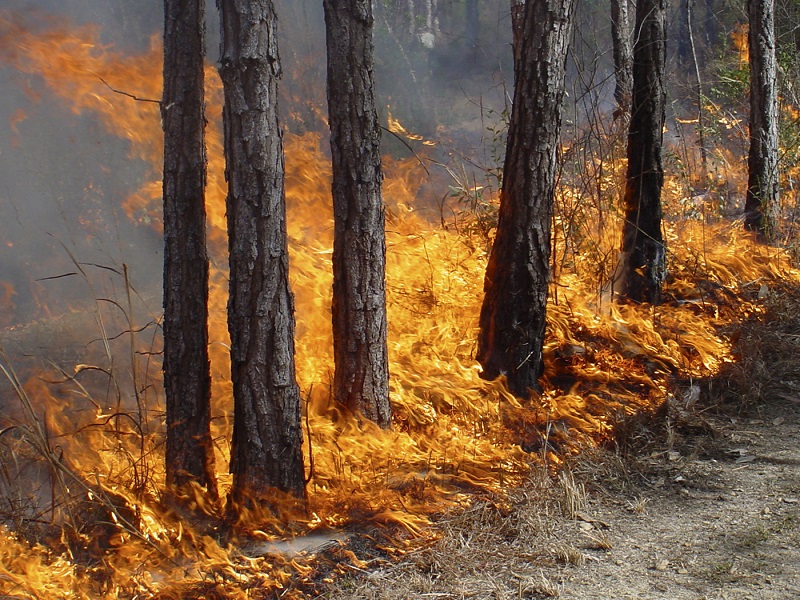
[217,0,306,504]
[161,0,218,501]
[745,0,779,235]
[477,0,576,397]
[510,0,525,68]
[324,0,391,427]
[610,0,633,115]
[614,0,667,304]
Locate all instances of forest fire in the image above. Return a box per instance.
[1,8,799,599]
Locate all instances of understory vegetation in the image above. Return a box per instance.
[1,0,799,597]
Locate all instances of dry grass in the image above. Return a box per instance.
[555,471,586,520]
[320,470,573,599]
[318,284,800,600]
[626,496,649,515]
[709,284,800,413]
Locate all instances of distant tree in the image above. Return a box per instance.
[745,0,779,235]
[610,0,633,115]
[465,0,480,53]
[161,0,218,501]
[477,0,576,397]
[375,0,439,44]
[324,0,391,427]
[677,0,692,67]
[217,0,306,505]
[613,0,667,304]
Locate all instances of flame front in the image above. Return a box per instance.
[1,11,799,598]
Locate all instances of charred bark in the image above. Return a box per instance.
[611,0,633,115]
[477,0,575,397]
[745,0,779,235]
[614,0,667,304]
[217,0,306,504]
[324,0,391,427]
[161,0,218,501]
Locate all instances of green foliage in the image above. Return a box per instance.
[710,63,749,105]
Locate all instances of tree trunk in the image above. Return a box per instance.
[676,0,692,67]
[161,0,218,501]
[324,0,391,427]
[614,0,667,304]
[510,0,525,68]
[477,0,576,397]
[217,0,306,505]
[704,0,719,51]
[745,0,779,235]
[610,0,633,115]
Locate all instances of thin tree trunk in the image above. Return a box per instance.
[610,0,633,115]
[614,0,667,304]
[324,0,391,427]
[217,0,306,505]
[477,0,576,397]
[688,0,708,174]
[745,0,779,235]
[162,0,218,502]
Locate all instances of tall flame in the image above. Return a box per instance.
[1,10,799,598]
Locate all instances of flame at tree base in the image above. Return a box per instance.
[1,10,800,599]
[2,217,794,598]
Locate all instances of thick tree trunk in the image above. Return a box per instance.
[477,0,575,397]
[217,0,306,505]
[614,0,667,304]
[610,0,633,115]
[162,0,218,501]
[745,0,779,235]
[324,0,391,428]
[510,0,525,68]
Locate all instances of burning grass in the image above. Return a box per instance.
[2,10,800,599]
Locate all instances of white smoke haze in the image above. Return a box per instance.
[0,0,526,336]
[0,0,624,379]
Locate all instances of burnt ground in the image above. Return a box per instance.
[321,291,800,599]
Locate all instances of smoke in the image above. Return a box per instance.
[0,11,156,340]
[0,0,520,329]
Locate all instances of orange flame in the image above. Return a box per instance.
[2,10,800,598]
[0,280,16,326]
[730,24,749,66]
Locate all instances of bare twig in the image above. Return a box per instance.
[96,75,161,105]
